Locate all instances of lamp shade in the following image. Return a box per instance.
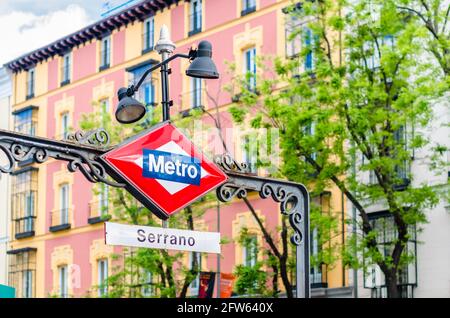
[115,87,146,124]
[186,41,219,79]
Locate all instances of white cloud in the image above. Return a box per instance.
[0,4,93,66]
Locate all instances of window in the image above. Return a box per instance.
[26,68,35,99]
[58,265,68,298]
[188,252,201,293]
[141,270,154,297]
[99,98,110,125]
[285,13,302,58]
[191,77,202,108]
[129,66,155,107]
[393,125,410,190]
[188,0,202,36]
[363,212,417,298]
[242,135,257,173]
[98,183,109,216]
[100,36,111,70]
[304,122,317,160]
[60,112,69,139]
[8,248,36,298]
[11,169,38,239]
[128,64,155,125]
[241,0,256,16]
[242,236,258,267]
[59,184,69,225]
[61,53,71,85]
[14,107,37,136]
[98,259,108,297]
[143,17,155,53]
[243,47,257,91]
[363,35,395,71]
[303,27,315,72]
[22,270,33,298]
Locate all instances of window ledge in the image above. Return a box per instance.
[99,64,110,72]
[49,223,71,233]
[241,7,256,17]
[15,231,35,240]
[311,282,328,289]
[188,28,202,37]
[60,79,70,87]
[393,178,411,191]
[88,215,111,225]
[142,47,154,55]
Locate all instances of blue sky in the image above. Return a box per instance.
[0,1,132,65]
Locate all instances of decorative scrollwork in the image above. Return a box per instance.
[66,129,110,147]
[289,212,303,246]
[0,133,124,188]
[214,153,249,173]
[216,183,249,202]
[0,144,14,173]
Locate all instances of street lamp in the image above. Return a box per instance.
[115,25,219,124]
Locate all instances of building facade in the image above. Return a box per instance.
[0,67,12,287]
[352,95,450,298]
[4,0,350,298]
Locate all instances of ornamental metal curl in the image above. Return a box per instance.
[215,163,310,298]
[0,129,124,188]
[214,153,249,173]
[66,129,110,147]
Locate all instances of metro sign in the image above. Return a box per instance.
[100,121,227,220]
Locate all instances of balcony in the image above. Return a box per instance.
[88,200,112,225]
[49,209,71,232]
[310,264,328,289]
[178,88,205,117]
[14,216,36,239]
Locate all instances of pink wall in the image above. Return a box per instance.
[261,0,277,9]
[73,42,97,81]
[44,230,121,297]
[205,0,237,30]
[113,29,125,66]
[171,5,185,43]
[48,59,58,91]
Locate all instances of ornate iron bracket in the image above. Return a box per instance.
[0,129,123,187]
[214,153,310,298]
[0,132,310,298]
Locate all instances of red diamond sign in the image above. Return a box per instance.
[100,121,227,219]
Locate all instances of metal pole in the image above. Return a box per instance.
[216,199,221,298]
[155,25,176,123]
[298,193,310,298]
[160,53,170,121]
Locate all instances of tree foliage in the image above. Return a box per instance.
[227,0,448,298]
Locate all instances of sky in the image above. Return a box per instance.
[0,1,120,66]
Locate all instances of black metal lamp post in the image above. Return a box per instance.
[115,25,219,124]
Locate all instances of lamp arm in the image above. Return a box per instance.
[131,53,191,94]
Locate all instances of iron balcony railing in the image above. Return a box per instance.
[14,216,36,239]
[310,263,328,288]
[50,208,71,232]
[88,200,112,224]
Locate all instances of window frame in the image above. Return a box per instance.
[61,52,71,86]
[188,0,202,36]
[26,68,35,99]
[142,17,155,53]
[97,258,109,297]
[99,36,111,71]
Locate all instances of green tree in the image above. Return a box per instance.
[228,0,448,298]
